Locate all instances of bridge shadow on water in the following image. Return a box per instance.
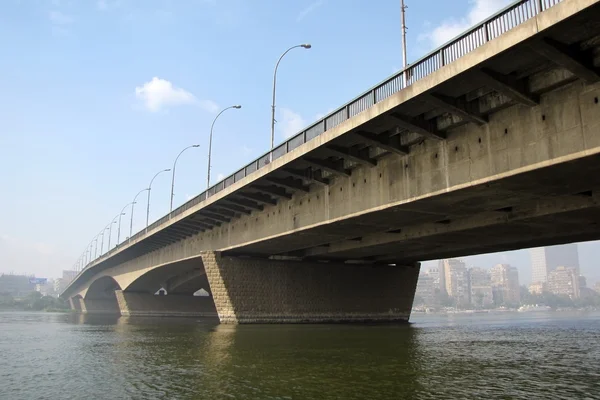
[59,313,600,399]
[65,314,426,399]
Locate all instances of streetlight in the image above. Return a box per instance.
[207,106,241,189]
[170,144,200,212]
[147,169,171,227]
[108,215,121,250]
[130,188,149,238]
[117,202,135,244]
[270,44,311,158]
[100,225,110,255]
[93,236,99,260]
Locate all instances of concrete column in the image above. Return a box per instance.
[115,290,218,318]
[201,251,420,324]
[68,296,85,313]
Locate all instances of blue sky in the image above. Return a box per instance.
[1,0,598,285]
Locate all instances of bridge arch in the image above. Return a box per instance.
[83,276,122,314]
[123,257,209,295]
[117,257,217,317]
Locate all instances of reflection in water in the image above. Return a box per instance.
[1,312,599,399]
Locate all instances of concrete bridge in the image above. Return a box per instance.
[62,0,600,323]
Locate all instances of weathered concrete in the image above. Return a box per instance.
[201,251,420,324]
[115,291,217,318]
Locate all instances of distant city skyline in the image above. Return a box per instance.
[421,241,600,287]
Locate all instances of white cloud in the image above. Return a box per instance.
[216,173,225,181]
[297,0,323,22]
[418,0,510,49]
[198,99,219,114]
[49,10,73,25]
[135,77,216,113]
[278,108,306,139]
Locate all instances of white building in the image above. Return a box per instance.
[440,259,470,307]
[530,244,580,283]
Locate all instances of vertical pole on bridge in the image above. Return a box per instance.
[401,0,408,85]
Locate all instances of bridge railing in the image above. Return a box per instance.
[83,0,562,269]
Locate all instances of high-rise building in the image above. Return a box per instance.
[415,274,436,305]
[547,266,580,298]
[425,267,442,290]
[62,270,77,283]
[490,264,520,305]
[530,244,580,283]
[528,281,545,295]
[440,259,470,307]
[469,267,493,308]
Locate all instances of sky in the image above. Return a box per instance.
[1,0,598,285]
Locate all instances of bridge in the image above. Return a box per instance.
[62,0,600,323]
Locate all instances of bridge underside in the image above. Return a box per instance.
[229,150,600,265]
[74,254,420,323]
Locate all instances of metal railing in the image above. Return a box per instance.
[80,0,562,272]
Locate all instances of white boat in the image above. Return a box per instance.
[518,305,552,312]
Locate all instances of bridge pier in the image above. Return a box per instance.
[201,251,420,324]
[114,291,218,318]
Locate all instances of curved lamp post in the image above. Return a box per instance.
[207,106,241,189]
[117,202,134,244]
[147,169,171,227]
[93,236,99,260]
[170,144,200,212]
[130,188,149,238]
[270,44,311,158]
[100,224,110,255]
[107,216,120,250]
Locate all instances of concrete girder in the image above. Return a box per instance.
[198,211,230,223]
[301,157,352,177]
[298,191,600,261]
[205,207,237,219]
[352,131,410,156]
[251,184,293,199]
[222,198,264,211]
[389,113,446,140]
[215,202,252,215]
[479,68,539,106]
[281,168,330,186]
[263,177,310,193]
[324,144,378,167]
[235,192,277,206]
[531,37,600,83]
[424,93,488,125]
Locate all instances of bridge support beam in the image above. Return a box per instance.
[114,290,218,318]
[201,251,420,324]
[68,296,120,314]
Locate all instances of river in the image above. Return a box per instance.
[1,311,599,399]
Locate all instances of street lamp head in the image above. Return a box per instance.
[233,105,242,109]
[164,168,171,172]
[301,44,312,49]
[192,144,200,148]
[121,212,126,216]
